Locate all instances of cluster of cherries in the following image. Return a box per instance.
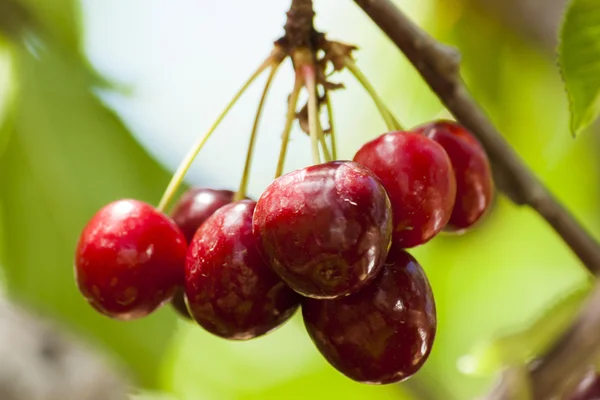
[74,120,494,385]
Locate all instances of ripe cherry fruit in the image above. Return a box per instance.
[414,120,494,233]
[185,200,300,340]
[568,369,600,400]
[302,246,437,385]
[253,161,393,299]
[353,131,456,248]
[75,199,187,320]
[170,188,236,243]
[169,187,236,320]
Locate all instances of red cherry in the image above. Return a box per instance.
[170,188,235,243]
[414,120,494,232]
[170,188,236,319]
[75,199,187,320]
[302,246,436,384]
[353,131,456,248]
[185,200,300,340]
[253,161,393,299]
[568,370,600,400]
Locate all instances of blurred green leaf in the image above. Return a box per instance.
[0,40,15,157]
[0,39,178,387]
[559,0,600,136]
[130,391,180,400]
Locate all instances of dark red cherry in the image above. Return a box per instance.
[413,120,494,232]
[568,370,600,400]
[75,199,187,320]
[302,247,436,384]
[170,188,235,243]
[170,188,236,319]
[185,200,300,340]
[353,131,456,248]
[253,161,393,299]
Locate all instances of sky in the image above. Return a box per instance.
[79,0,433,199]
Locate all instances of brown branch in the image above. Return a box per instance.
[351,0,600,398]
[352,0,600,276]
[530,281,600,398]
[281,0,318,50]
[483,282,600,399]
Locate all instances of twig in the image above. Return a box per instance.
[351,0,600,398]
[483,282,600,399]
[352,0,600,276]
[529,281,600,398]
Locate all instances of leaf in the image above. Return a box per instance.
[130,391,180,400]
[558,0,600,136]
[0,40,177,388]
[0,39,15,157]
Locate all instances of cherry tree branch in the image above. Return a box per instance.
[351,0,600,398]
[484,281,600,399]
[352,0,600,276]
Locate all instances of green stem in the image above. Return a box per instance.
[319,135,332,162]
[387,109,402,131]
[234,61,282,201]
[157,56,273,212]
[344,57,403,131]
[300,64,322,165]
[325,92,337,160]
[275,73,303,178]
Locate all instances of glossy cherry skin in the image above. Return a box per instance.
[185,200,300,340]
[413,120,494,232]
[75,199,187,320]
[569,370,600,400]
[253,161,393,299]
[302,247,436,384]
[170,188,236,319]
[354,131,456,248]
[170,188,235,243]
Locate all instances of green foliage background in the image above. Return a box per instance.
[0,1,599,399]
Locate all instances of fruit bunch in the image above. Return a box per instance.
[74,118,494,385]
[72,5,496,384]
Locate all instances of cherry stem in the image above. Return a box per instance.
[319,134,333,162]
[275,72,303,178]
[234,61,283,202]
[157,53,276,212]
[301,64,323,165]
[325,92,338,160]
[343,57,403,132]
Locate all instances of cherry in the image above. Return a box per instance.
[169,187,236,320]
[253,161,393,299]
[353,131,456,248]
[185,200,300,340]
[568,370,600,400]
[170,188,235,243]
[302,246,436,384]
[74,199,187,320]
[413,120,494,232]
